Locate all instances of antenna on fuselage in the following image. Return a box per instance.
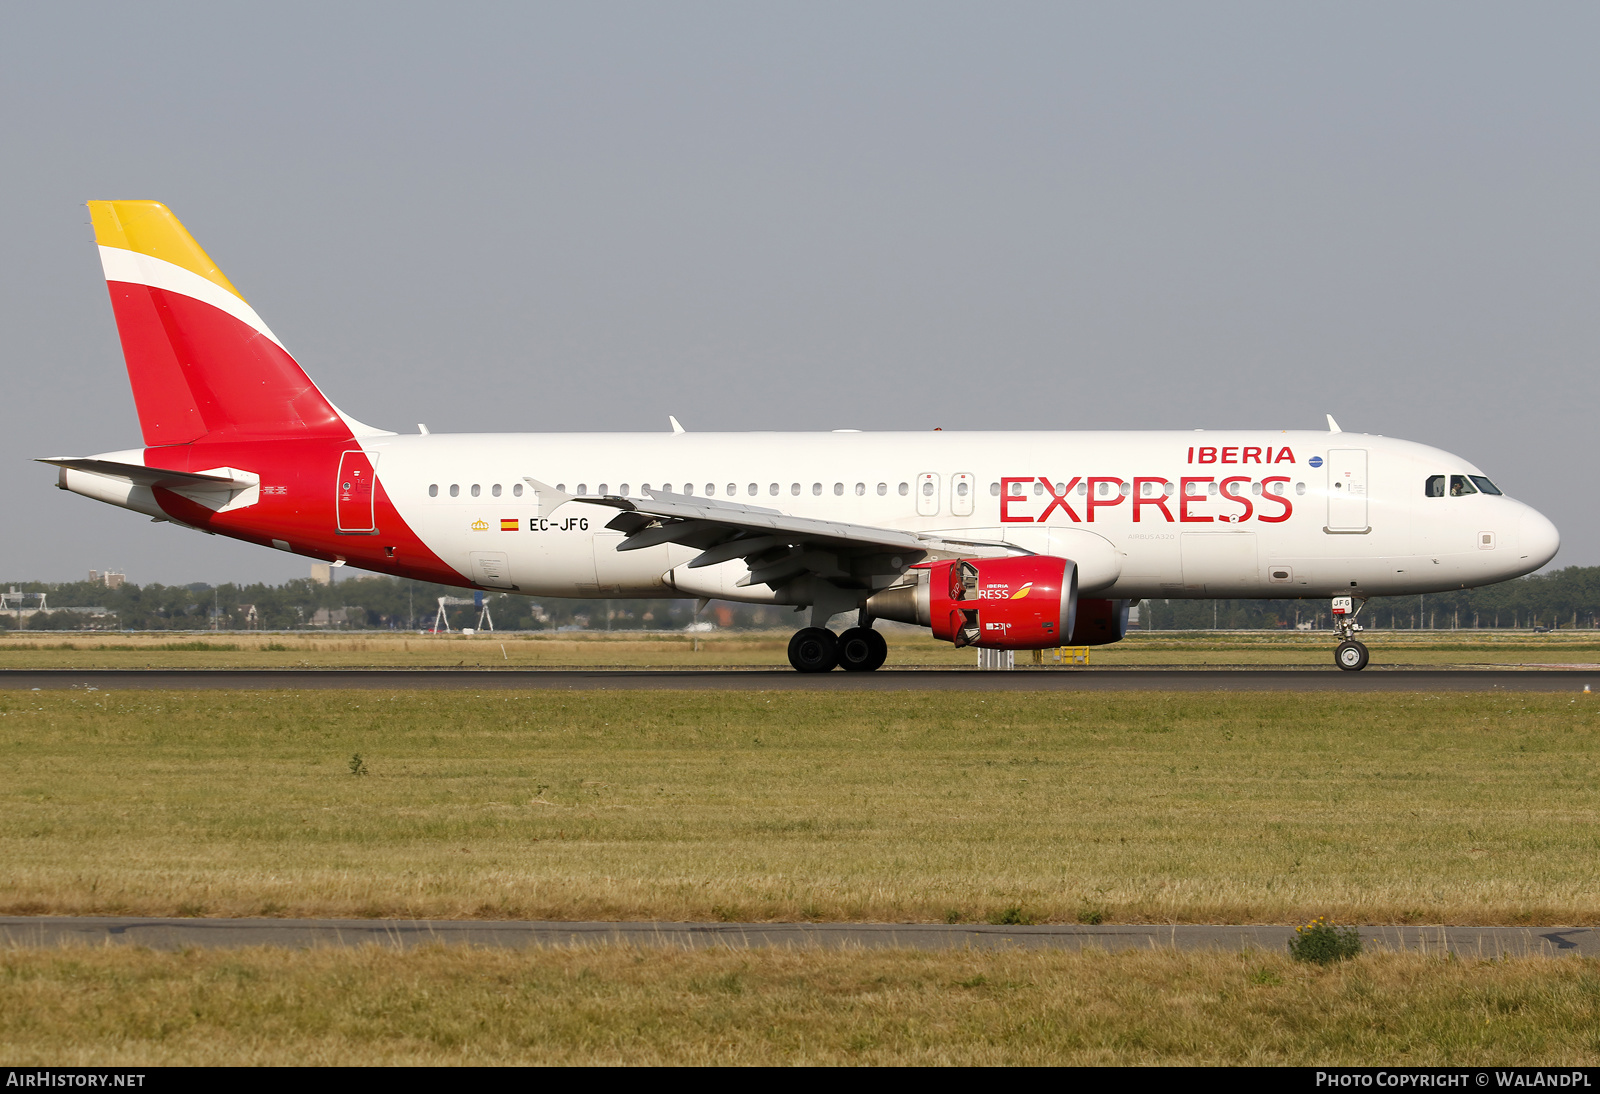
[1326,414,1343,433]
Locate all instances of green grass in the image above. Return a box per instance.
[1,946,1596,1065]
[2,689,1597,924]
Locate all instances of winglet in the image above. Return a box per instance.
[523,478,573,517]
[669,415,686,434]
[1326,414,1342,433]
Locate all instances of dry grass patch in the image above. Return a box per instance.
[1,945,1597,1065]
[0,629,1597,668]
[1,689,1597,923]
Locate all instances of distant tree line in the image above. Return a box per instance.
[0,573,802,632]
[1146,566,1600,630]
[4,566,1598,632]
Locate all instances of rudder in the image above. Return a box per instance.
[89,200,354,444]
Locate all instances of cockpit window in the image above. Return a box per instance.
[1470,475,1503,496]
[1425,475,1445,498]
[1449,475,1478,496]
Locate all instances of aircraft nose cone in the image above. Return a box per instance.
[1519,508,1560,570]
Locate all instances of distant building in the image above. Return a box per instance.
[310,563,332,585]
[87,570,125,588]
[311,607,351,626]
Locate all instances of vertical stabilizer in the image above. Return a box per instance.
[89,201,366,444]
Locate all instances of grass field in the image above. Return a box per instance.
[4,945,1597,1065]
[1,628,1598,668]
[3,689,1596,925]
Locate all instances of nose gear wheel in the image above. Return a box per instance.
[1335,640,1369,671]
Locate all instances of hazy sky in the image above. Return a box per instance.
[3,2,1596,585]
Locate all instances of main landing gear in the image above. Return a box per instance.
[1331,595,1369,672]
[786,626,888,672]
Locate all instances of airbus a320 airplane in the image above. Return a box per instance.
[43,202,1561,671]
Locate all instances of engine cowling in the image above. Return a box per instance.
[1068,598,1132,646]
[867,556,1077,650]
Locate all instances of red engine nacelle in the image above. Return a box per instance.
[923,556,1078,650]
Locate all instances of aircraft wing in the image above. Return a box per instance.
[533,480,1020,591]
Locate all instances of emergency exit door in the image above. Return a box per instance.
[916,473,940,516]
[336,450,379,534]
[1325,448,1368,532]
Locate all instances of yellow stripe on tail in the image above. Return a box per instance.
[88,201,245,301]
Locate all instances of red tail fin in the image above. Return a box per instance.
[89,201,363,445]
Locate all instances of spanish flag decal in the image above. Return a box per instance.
[501,518,519,531]
[1010,582,1034,599]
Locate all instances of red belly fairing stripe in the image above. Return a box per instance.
[144,438,473,590]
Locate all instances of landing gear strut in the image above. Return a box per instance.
[1331,595,1369,671]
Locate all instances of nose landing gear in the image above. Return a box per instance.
[1331,595,1369,671]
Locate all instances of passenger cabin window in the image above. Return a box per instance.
[878,483,888,496]
[990,482,1000,496]
[856,483,866,496]
[1425,475,1446,498]
[956,481,969,497]
[598,484,609,495]
[705,484,715,496]
[513,483,523,497]
[471,484,481,497]
[618,484,629,496]
[492,484,502,497]
[727,484,736,496]
[791,483,801,496]
[898,483,909,496]
[812,483,822,495]
[748,483,758,496]
[429,484,438,497]
[770,484,780,496]
[834,483,844,496]
[1471,476,1503,495]
[1450,475,1478,496]
[576,484,587,496]
[921,481,934,497]
[449,484,460,497]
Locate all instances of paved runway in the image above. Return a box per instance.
[1,916,1592,957]
[2,667,1597,691]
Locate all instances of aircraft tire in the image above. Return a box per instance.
[788,627,840,673]
[838,627,889,672]
[1334,640,1369,672]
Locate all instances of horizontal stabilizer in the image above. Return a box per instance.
[36,457,255,492]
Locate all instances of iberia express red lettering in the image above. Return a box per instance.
[1086,477,1125,522]
[999,477,1034,523]
[1179,477,1214,522]
[1257,476,1293,522]
[1132,478,1172,522]
[1037,477,1080,522]
[1219,475,1253,521]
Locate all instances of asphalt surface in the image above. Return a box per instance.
[1,916,1592,956]
[2,667,1598,691]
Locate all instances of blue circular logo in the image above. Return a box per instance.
[1309,456,1324,468]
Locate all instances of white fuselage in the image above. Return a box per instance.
[368,429,1558,602]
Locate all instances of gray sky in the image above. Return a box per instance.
[3,2,1596,585]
